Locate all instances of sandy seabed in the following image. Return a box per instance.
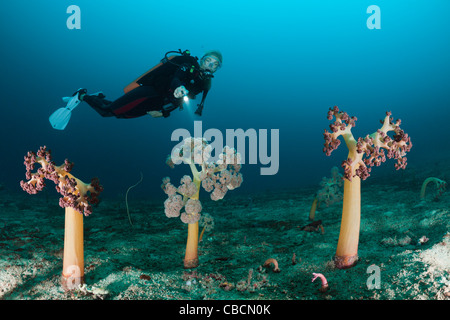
[1,164,449,303]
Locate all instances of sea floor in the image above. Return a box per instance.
[0,173,449,301]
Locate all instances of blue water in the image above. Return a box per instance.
[1,0,449,201]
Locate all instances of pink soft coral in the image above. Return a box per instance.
[20,146,102,216]
[19,146,103,288]
[323,107,412,269]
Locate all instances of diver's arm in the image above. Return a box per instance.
[195,90,208,116]
[167,65,190,106]
[170,64,190,92]
[195,79,211,116]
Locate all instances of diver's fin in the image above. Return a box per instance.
[49,90,83,130]
[49,108,72,130]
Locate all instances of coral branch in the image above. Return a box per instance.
[20,146,103,216]
[323,106,412,181]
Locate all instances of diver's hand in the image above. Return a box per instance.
[195,104,203,116]
[147,111,163,118]
[174,86,189,98]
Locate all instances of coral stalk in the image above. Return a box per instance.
[335,177,361,268]
[62,207,84,285]
[309,197,318,221]
[183,175,201,268]
[184,222,200,268]
[199,225,206,242]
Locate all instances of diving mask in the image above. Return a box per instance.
[200,55,221,74]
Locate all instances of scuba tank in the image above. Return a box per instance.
[124,49,198,93]
[124,49,211,115]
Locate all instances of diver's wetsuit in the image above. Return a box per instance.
[83,57,211,119]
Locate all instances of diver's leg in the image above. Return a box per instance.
[83,93,116,117]
[105,86,160,118]
[83,86,160,118]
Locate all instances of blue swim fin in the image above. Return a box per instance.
[49,89,84,130]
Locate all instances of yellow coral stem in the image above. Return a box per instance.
[335,176,361,269]
[62,207,84,288]
[309,197,318,221]
[183,174,201,268]
[184,222,199,268]
[199,225,206,242]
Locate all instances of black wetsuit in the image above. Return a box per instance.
[84,55,211,118]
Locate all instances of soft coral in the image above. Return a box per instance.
[323,107,412,269]
[20,146,103,288]
[162,137,243,268]
[309,166,343,221]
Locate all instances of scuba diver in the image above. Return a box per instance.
[49,49,222,130]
